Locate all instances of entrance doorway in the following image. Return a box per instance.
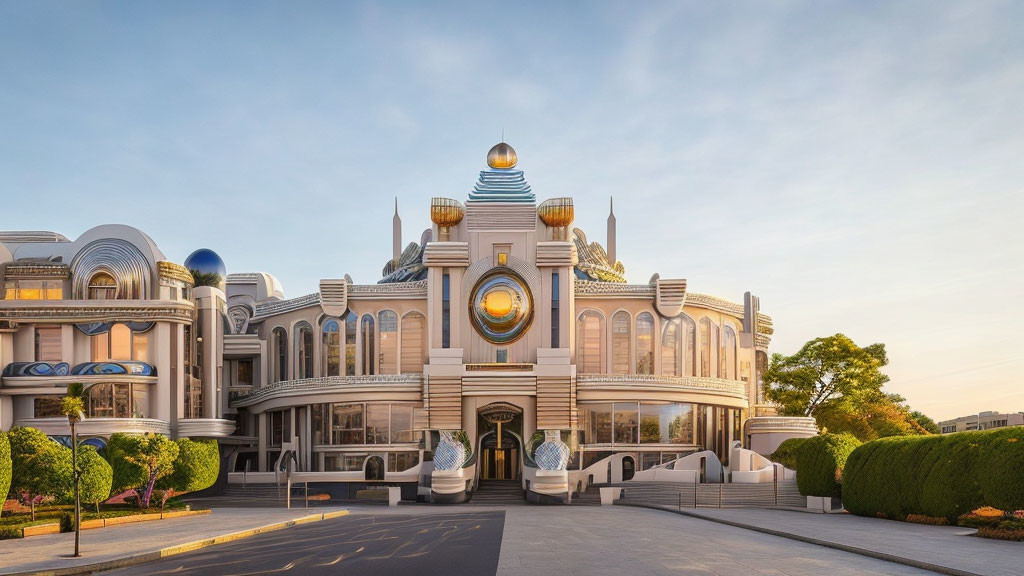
[365,455,385,481]
[477,402,524,482]
[621,455,635,481]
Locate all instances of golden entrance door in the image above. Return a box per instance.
[481,447,519,480]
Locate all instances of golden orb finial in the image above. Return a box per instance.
[487,142,518,169]
[430,197,465,241]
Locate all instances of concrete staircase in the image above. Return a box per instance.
[470,480,526,505]
[571,485,602,506]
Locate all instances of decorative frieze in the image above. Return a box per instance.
[576,374,747,399]
[423,242,471,267]
[535,241,576,267]
[230,375,424,408]
[157,261,194,286]
[2,262,70,279]
[466,202,537,231]
[0,300,194,324]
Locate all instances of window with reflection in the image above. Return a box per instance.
[88,272,117,300]
[614,402,639,444]
[756,351,768,404]
[580,402,612,444]
[700,318,711,377]
[723,326,737,380]
[661,318,680,376]
[389,451,420,472]
[322,319,341,377]
[332,404,364,444]
[640,402,694,444]
[361,315,375,375]
[4,280,63,300]
[269,410,291,447]
[296,323,313,379]
[272,328,287,382]
[314,404,421,446]
[34,396,63,418]
[611,311,631,374]
[366,404,389,444]
[636,313,654,375]
[378,311,398,374]
[86,383,148,418]
[344,312,358,376]
[400,312,426,374]
[713,324,721,378]
[576,311,604,374]
[92,324,148,362]
[390,404,414,443]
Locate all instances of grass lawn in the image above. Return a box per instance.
[0,499,201,538]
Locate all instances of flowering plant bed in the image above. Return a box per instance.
[958,507,1024,541]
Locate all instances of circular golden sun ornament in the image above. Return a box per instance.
[469,269,534,344]
[487,142,518,169]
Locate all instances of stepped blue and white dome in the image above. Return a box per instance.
[468,142,535,203]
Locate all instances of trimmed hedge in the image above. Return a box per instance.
[78,446,113,506]
[0,432,10,501]
[769,437,809,470]
[842,428,1024,522]
[159,438,220,493]
[795,433,861,498]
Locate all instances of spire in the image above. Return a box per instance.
[393,197,402,264]
[607,196,617,265]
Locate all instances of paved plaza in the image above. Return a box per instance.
[4,503,1022,576]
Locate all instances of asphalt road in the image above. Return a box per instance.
[102,511,505,576]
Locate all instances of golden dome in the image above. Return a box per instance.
[538,197,574,228]
[430,197,465,228]
[487,142,518,169]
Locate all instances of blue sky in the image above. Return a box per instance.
[2,1,1022,421]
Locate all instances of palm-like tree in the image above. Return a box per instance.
[61,382,85,558]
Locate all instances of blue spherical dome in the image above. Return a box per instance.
[184,248,226,289]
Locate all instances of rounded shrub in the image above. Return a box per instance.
[769,437,809,470]
[160,438,220,494]
[795,432,861,498]
[78,446,113,508]
[105,433,147,494]
[0,431,11,502]
[843,428,1023,522]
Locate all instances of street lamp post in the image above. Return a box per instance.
[61,382,85,559]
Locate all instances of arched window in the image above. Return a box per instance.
[322,319,341,377]
[636,313,655,374]
[723,325,737,380]
[88,272,117,300]
[682,314,696,377]
[361,315,375,375]
[713,323,721,378]
[611,311,631,375]
[344,311,357,376]
[661,317,680,376]
[576,311,604,374]
[378,311,398,374]
[296,323,313,379]
[400,312,426,374]
[272,327,287,382]
[699,318,711,377]
[91,323,147,362]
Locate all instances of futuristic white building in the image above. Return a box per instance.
[1,142,813,503]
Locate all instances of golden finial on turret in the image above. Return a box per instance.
[430,197,465,241]
[487,142,518,169]
[538,197,574,240]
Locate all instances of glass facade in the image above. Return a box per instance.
[577,311,603,374]
[581,402,701,447]
[3,280,63,300]
[86,383,148,418]
[378,311,398,374]
[322,319,341,377]
[611,311,630,374]
[91,324,148,363]
[311,403,419,446]
[361,315,375,375]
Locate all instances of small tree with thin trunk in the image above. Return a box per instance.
[121,433,179,508]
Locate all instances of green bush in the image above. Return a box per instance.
[8,427,72,513]
[0,526,22,540]
[159,438,220,494]
[795,433,861,498]
[769,437,809,470]
[0,431,11,502]
[105,433,147,494]
[842,428,1024,522]
[78,446,113,508]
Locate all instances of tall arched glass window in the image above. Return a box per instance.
[713,324,721,378]
[723,325,737,380]
[322,319,341,377]
[611,311,631,375]
[296,323,313,379]
[636,313,655,374]
[361,315,375,375]
[661,317,681,376]
[576,311,604,374]
[400,312,426,374]
[344,311,357,376]
[378,310,398,374]
[682,314,696,377]
[272,327,287,382]
[699,318,711,377]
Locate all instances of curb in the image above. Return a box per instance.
[617,502,982,576]
[4,509,350,576]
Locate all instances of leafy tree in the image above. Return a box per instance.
[7,427,71,520]
[0,432,10,507]
[106,433,148,494]
[159,438,220,494]
[910,411,940,434]
[764,334,889,417]
[188,270,223,288]
[78,447,113,513]
[639,417,661,443]
[117,433,179,508]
